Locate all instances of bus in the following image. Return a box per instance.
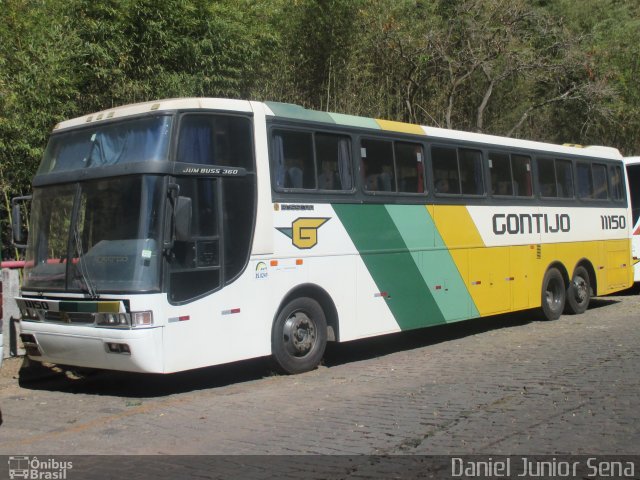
[624,156,640,281]
[12,98,633,375]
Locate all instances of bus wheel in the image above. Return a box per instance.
[565,266,591,315]
[541,267,565,321]
[271,297,327,374]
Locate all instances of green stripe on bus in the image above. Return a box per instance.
[385,205,478,322]
[265,102,335,124]
[328,112,380,130]
[333,204,445,330]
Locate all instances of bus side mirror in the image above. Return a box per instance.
[11,195,31,249]
[174,196,192,242]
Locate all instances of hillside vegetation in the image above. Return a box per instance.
[2,0,639,257]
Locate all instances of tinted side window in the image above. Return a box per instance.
[178,114,253,168]
[432,146,460,194]
[396,142,425,193]
[512,155,533,197]
[556,159,574,198]
[592,163,608,199]
[490,153,533,197]
[316,133,353,191]
[459,149,484,195]
[609,165,624,201]
[538,158,557,197]
[272,130,315,189]
[489,152,512,196]
[577,162,593,198]
[577,162,609,200]
[361,139,395,192]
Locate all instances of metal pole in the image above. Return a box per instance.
[2,268,23,360]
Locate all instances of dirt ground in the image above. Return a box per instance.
[0,356,22,381]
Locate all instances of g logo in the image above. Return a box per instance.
[277,217,330,249]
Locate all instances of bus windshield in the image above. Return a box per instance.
[37,115,172,174]
[23,175,164,294]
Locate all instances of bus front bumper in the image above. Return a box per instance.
[19,321,165,373]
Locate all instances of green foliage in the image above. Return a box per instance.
[0,0,80,258]
[2,0,640,258]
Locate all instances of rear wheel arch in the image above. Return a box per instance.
[547,261,570,289]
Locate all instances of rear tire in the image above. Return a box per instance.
[564,266,591,314]
[271,297,327,374]
[541,267,565,321]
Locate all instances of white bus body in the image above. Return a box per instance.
[14,99,633,374]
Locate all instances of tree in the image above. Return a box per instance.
[255,0,363,111]
[0,0,79,259]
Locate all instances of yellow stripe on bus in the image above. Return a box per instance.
[375,119,425,135]
[431,205,632,315]
[430,206,537,316]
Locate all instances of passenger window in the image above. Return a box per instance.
[556,159,574,198]
[316,133,353,191]
[272,130,315,189]
[593,164,608,199]
[577,162,593,198]
[361,139,395,192]
[396,142,425,193]
[577,162,608,199]
[489,152,533,197]
[432,146,460,194]
[609,165,624,201]
[489,152,512,196]
[459,149,484,195]
[538,158,557,197]
[512,155,533,197]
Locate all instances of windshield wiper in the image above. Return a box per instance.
[73,225,99,299]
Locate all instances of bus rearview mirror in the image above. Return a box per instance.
[11,195,31,249]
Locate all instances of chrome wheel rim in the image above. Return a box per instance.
[573,277,588,304]
[546,277,562,309]
[283,311,317,357]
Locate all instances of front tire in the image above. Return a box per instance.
[271,297,327,374]
[541,267,565,321]
[564,266,591,314]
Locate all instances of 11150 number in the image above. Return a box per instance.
[601,215,626,230]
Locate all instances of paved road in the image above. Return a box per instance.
[0,291,638,463]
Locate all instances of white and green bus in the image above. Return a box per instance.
[13,98,633,374]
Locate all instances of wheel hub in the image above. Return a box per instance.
[283,312,316,357]
[573,278,588,303]
[546,280,561,307]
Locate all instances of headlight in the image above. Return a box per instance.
[95,311,153,328]
[96,313,130,327]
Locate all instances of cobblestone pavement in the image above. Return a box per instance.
[0,291,638,460]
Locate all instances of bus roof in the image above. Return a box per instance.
[53,97,623,161]
[53,98,254,131]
